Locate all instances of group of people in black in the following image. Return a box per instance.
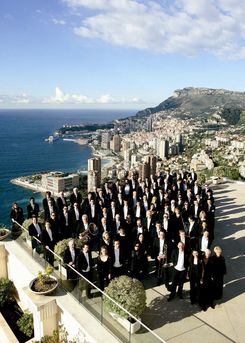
[10,168,226,309]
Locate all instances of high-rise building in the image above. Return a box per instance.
[176,133,184,153]
[101,131,111,149]
[139,162,150,180]
[123,149,131,171]
[149,155,157,176]
[158,139,169,160]
[112,134,121,152]
[121,140,130,152]
[146,116,153,132]
[87,158,101,192]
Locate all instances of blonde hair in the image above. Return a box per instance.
[214,246,222,254]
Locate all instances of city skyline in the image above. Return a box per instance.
[1,0,245,109]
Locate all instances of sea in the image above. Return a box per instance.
[0,109,135,226]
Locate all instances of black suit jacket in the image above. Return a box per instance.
[170,249,189,270]
[28,223,43,240]
[76,250,93,274]
[27,203,40,219]
[151,238,168,260]
[42,229,56,249]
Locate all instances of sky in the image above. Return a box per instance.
[0,0,245,109]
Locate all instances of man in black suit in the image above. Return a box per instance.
[205,199,215,242]
[189,168,197,182]
[28,215,43,251]
[42,221,56,266]
[10,202,24,226]
[111,239,126,279]
[63,239,80,287]
[86,199,99,224]
[56,191,68,215]
[70,187,82,208]
[44,198,58,221]
[77,243,93,298]
[192,181,202,197]
[187,215,200,250]
[168,242,189,301]
[71,202,82,235]
[152,230,169,287]
[42,192,55,217]
[60,206,73,239]
[27,197,40,219]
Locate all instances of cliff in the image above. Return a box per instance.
[136,87,245,124]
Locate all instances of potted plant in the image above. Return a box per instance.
[0,224,10,241]
[29,266,58,295]
[104,275,146,333]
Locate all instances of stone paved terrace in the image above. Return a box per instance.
[140,181,245,343]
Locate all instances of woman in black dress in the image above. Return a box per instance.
[97,246,111,291]
[188,250,202,305]
[199,249,214,311]
[212,246,226,301]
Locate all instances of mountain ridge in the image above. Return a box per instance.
[135,87,245,122]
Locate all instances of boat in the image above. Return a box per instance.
[44,135,59,143]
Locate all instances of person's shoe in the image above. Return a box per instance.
[178,293,183,299]
[167,296,173,302]
[210,302,215,309]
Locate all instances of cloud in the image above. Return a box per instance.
[0,93,32,104]
[63,0,245,59]
[42,87,144,105]
[52,18,66,25]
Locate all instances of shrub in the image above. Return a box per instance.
[104,275,146,319]
[0,278,16,307]
[198,173,206,186]
[17,311,34,338]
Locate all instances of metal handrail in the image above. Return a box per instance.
[12,219,166,343]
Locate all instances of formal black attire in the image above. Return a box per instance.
[42,228,56,265]
[27,202,40,219]
[97,256,111,291]
[56,196,68,214]
[28,222,43,251]
[129,249,145,280]
[188,256,202,304]
[168,248,189,300]
[63,247,80,285]
[111,248,126,279]
[76,250,93,297]
[199,258,214,310]
[152,237,169,287]
[211,254,226,300]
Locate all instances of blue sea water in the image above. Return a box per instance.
[0,109,135,226]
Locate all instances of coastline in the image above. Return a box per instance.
[10,139,119,195]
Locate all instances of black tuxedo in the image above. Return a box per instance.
[56,196,68,213]
[27,203,40,219]
[70,192,82,207]
[60,211,74,238]
[187,221,200,250]
[111,248,126,279]
[168,248,189,300]
[28,222,43,250]
[28,222,43,240]
[63,247,80,280]
[42,228,56,265]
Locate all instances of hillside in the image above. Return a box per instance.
[136,87,245,124]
